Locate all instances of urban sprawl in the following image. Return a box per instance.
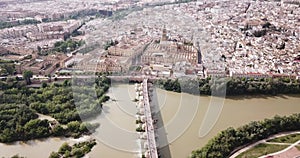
[0,0,299,81]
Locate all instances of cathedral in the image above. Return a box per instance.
[141,27,202,66]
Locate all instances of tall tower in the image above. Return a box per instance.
[161,26,168,41]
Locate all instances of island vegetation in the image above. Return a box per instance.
[49,139,97,158]
[7,154,26,158]
[0,76,110,143]
[190,113,300,158]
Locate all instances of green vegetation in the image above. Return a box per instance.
[10,155,25,158]
[49,139,97,158]
[0,77,26,90]
[0,51,20,57]
[42,9,112,23]
[110,8,142,21]
[0,63,15,76]
[0,77,110,143]
[0,103,97,143]
[236,143,288,158]
[0,104,40,142]
[267,133,300,144]
[156,79,182,93]
[51,121,99,138]
[53,39,85,53]
[0,19,40,29]
[136,126,145,132]
[190,113,300,158]
[103,40,118,50]
[0,60,14,64]
[156,77,300,96]
[22,55,32,60]
[70,30,83,37]
[136,120,143,124]
[22,70,33,85]
[110,0,196,21]
[145,0,197,8]
[70,10,112,19]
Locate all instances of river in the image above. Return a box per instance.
[0,84,299,158]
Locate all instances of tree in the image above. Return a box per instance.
[42,82,48,88]
[52,125,65,136]
[49,152,60,158]
[23,119,50,139]
[23,70,33,85]
[11,155,25,158]
[71,148,84,158]
[0,128,15,142]
[67,121,81,133]
[1,64,15,75]
[58,142,72,154]
[37,46,42,53]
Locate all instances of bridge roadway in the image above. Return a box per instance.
[142,78,159,158]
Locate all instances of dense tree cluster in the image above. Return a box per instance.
[51,121,99,138]
[156,79,181,93]
[190,113,300,158]
[226,77,300,95]
[0,63,15,76]
[155,77,300,96]
[0,104,40,142]
[0,77,110,143]
[49,139,97,158]
[0,77,26,91]
[53,40,85,53]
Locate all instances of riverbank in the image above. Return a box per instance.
[230,131,300,158]
[155,77,300,96]
[190,113,300,158]
[152,87,300,158]
[0,135,93,158]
